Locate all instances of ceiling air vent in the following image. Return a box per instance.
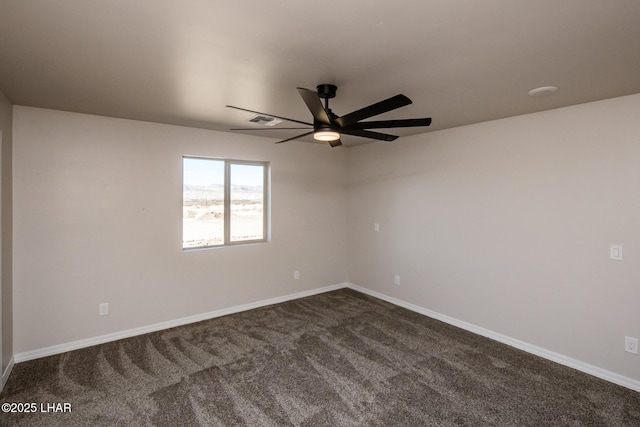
[249,115,283,126]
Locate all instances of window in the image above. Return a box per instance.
[182,157,269,249]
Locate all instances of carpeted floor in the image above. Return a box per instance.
[1,288,639,426]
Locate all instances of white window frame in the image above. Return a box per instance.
[183,156,269,250]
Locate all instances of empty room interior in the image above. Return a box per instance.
[0,1,639,425]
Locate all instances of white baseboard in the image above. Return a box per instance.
[10,282,640,394]
[1,355,15,391]
[14,283,347,364]
[346,283,640,393]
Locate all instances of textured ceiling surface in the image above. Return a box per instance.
[1,0,639,146]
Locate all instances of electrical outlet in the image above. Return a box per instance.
[625,336,638,354]
[394,275,400,285]
[374,223,380,232]
[294,270,300,280]
[99,303,109,316]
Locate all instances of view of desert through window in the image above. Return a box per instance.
[183,183,264,248]
[182,158,265,248]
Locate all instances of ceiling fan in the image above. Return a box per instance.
[226,84,432,147]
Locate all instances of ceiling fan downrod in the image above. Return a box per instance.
[317,84,337,112]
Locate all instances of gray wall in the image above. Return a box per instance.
[347,94,640,381]
[13,107,348,353]
[0,90,12,379]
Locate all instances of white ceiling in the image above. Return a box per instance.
[1,0,639,146]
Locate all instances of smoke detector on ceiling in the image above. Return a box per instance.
[249,115,283,126]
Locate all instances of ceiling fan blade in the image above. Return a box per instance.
[335,94,412,128]
[345,118,431,130]
[328,138,342,148]
[226,105,313,126]
[230,127,311,131]
[341,128,399,141]
[296,87,331,125]
[275,131,314,144]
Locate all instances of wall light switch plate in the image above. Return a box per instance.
[610,245,623,261]
[99,303,109,316]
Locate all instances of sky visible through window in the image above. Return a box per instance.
[183,158,264,187]
[230,163,264,187]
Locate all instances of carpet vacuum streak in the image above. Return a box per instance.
[1,289,639,426]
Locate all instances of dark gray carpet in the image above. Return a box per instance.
[1,289,639,426]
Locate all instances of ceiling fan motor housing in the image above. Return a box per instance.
[317,84,337,99]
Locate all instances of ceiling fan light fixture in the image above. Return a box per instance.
[313,128,340,142]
